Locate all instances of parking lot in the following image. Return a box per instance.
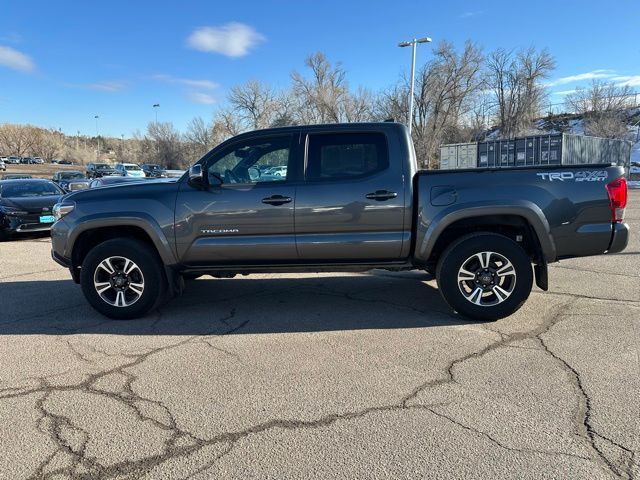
[0,192,637,479]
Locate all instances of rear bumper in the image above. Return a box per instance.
[607,222,629,254]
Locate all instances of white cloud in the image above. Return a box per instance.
[86,81,128,92]
[547,69,616,86]
[0,45,35,72]
[460,11,483,18]
[187,91,216,105]
[186,22,265,57]
[551,89,578,96]
[612,75,640,87]
[152,74,218,90]
[0,33,22,44]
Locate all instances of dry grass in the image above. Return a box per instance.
[2,163,85,179]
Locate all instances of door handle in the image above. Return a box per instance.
[262,194,292,206]
[365,190,398,201]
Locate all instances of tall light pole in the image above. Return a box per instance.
[94,115,100,159]
[398,36,432,135]
[153,103,160,123]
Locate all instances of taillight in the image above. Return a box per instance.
[606,178,627,223]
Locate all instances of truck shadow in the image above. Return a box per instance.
[0,271,471,335]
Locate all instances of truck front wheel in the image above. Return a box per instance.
[80,238,166,320]
[436,233,533,321]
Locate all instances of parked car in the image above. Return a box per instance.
[114,162,145,178]
[58,159,73,165]
[2,174,33,180]
[52,170,88,192]
[0,179,64,240]
[141,164,167,178]
[51,122,629,320]
[0,159,5,171]
[88,176,150,188]
[33,157,44,164]
[164,169,186,178]
[86,162,118,178]
[6,156,21,164]
[21,157,35,164]
[67,180,90,192]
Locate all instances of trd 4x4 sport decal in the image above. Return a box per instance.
[536,171,607,182]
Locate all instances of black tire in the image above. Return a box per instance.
[80,238,166,320]
[436,233,533,321]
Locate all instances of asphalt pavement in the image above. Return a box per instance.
[0,192,638,479]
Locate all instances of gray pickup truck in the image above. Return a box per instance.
[51,123,630,320]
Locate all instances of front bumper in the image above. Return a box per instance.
[607,222,630,254]
[51,249,71,268]
[2,215,54,234]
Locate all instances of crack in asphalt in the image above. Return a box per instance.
[426,406,594,463]
[535,290,640,306]
[0,268,61,281]
[538,331,636,479]
[0,283,634,478]
[550,264,640,278]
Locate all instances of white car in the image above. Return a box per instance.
[0,159,5,171]
[114,163,145,178]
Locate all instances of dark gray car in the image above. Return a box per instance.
[51,123,629,320]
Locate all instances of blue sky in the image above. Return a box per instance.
[1,0,638,137]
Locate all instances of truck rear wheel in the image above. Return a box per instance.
[80,238,166,320]
[436,233,533,321]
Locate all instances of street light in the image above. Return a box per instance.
[153,103,160,123]
[398,36,432,135]
[94,115,100,159]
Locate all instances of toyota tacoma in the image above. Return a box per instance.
[50,123,630,320]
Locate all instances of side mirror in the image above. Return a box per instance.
[188,164,204,186]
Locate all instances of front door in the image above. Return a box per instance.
[175,133,299,266]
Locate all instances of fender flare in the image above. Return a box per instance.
[418,201,556,263]
[68,212,178,266]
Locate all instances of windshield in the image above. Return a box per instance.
[146,165,160,169]
[95,164,111,170]
[1,182,62,198]
[61,172,84,179]
[125,165,141,171]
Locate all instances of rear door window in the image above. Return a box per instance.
[306,132,389,181]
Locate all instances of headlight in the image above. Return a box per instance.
[53,202,75,220]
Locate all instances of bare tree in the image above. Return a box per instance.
[144,122,184,168]
[228,80,280,130]
[291,52,350,123]
[215,108,243,138]
[566,80,635,113]
[0,124,36,156]
[185,117,214,151]
[32,128,64,161]
[487,47,555,138]
[375,84,409,123]
[565,80,634,139]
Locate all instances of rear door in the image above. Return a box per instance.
[175,132,301,265]
[294,129,408,261]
